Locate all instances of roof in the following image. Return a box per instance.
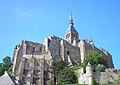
[66,14,78,33]
[0,71,17,85]
[87,62,92,67]
[67,24,78,33]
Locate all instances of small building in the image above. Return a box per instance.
[0,71,17,85]
[78,63,93,85]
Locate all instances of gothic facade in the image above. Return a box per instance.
[12,14,114,85]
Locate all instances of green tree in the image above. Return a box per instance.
[50,61,68,85]
[0,56,12,76]
[3,56,11,64]
[50,61,77,84]
[0,67,4,76]
[58,67,77,84]
[82,50,108,71]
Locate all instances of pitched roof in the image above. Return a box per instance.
[0,71,17,85]
[67,24,78,33]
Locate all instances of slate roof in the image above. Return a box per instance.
[0,71,17,85]
[67,24,78,33]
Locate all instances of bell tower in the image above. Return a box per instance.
[65,12,79,44]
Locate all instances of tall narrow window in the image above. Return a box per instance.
[67,51,69,55]
[33,47,36,53]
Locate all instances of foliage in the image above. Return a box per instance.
[50,61,68,84]
[51,61,68,82]
[91,79,100,85]
[58,67,77,84]
[74,84,88,85]
[50,61,77,84]
[47,80,53,85]
[3,56,11,64]
[7,65,13,73]
[72,65,81,70]
[0,67,4,76]
[95,64,106,72]
[56,82,64,85]
[0,56,12,76]
[82,50,108,71]
[50,61,68,74]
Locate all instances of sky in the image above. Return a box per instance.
[0,0,120,69]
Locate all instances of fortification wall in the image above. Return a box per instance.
[94,69,120,84]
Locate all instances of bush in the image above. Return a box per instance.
[95,64,106,72]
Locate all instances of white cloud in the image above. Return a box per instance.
[15,9,47,18]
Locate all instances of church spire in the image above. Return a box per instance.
[69,11,73,24]
[65,11,79,44]
[66,12,78,33]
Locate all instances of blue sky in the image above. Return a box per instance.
[0,0,120,69]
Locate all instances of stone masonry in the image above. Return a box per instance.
[77,63,120,85]
[12,13,114,85]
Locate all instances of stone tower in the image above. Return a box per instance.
[86,63,93,85]
[65,13,79,44]
[86,62,93,76]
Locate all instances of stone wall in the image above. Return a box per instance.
[12,35,115,85]
[77,67,120,85]
[61,40,80,64]
[94,69,120,84]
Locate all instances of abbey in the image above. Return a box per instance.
[12,14,114,85]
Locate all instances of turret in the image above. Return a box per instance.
[89,37,93,45]
[86,62,93,77]
[86,62,93,85]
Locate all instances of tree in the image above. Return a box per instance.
[0,67,4,76]
[0,56,12,76]
[50,61,68,85]
[82,50,108,71]
[58,67,77,84]
[3,56,11,64]
[50,61,77,84]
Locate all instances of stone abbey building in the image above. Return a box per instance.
[12,14,114,85]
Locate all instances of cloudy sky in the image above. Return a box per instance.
[0,0,120,68]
